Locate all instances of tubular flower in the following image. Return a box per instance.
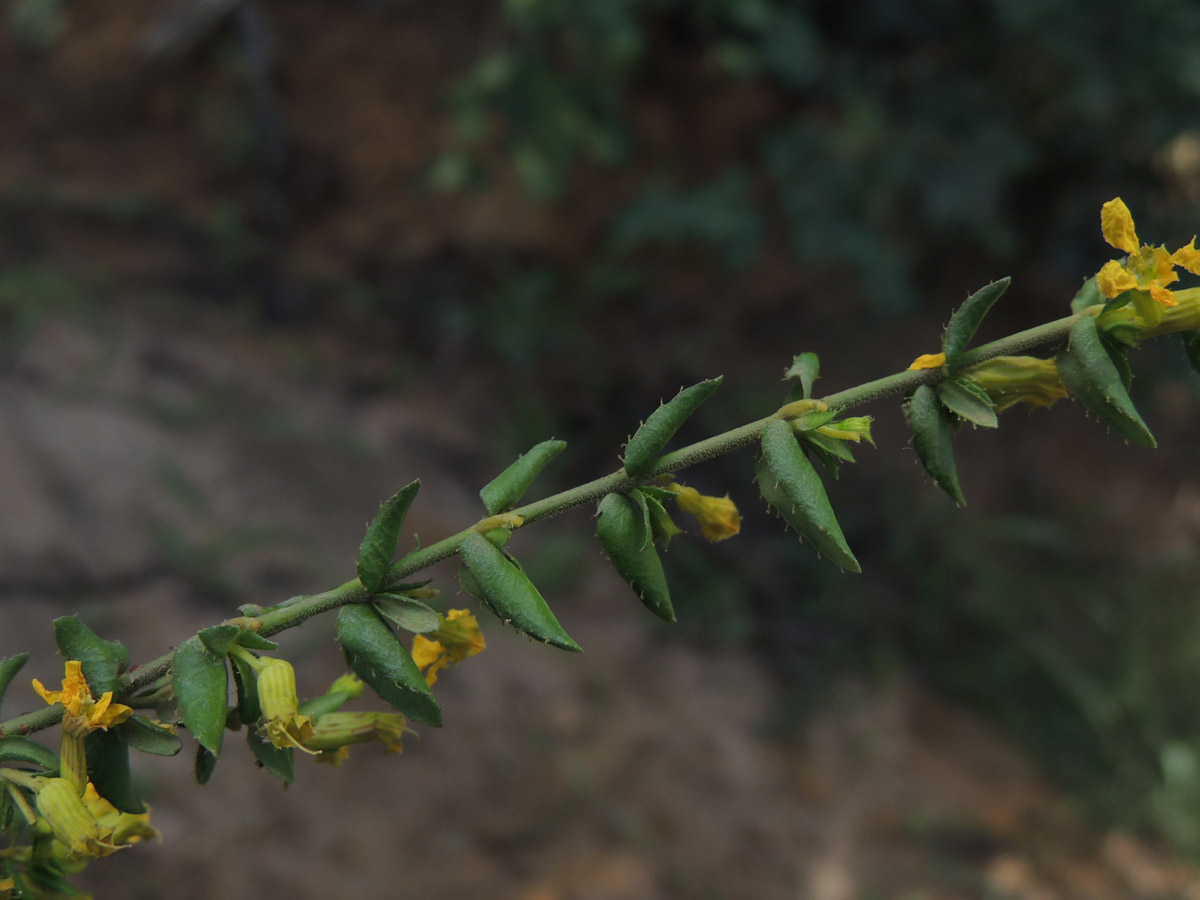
[254,657,316,752]
[412,610,486,686]
[303,711,411,764]
[666,482,741,542]
[959,356,1068,412]
[81,783,158,848]
[1097,197,1200,308]
[31,662,132,735]
[34,778,123,861]
[817,416,874,444]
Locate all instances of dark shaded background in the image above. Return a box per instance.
[2,1,1200,897]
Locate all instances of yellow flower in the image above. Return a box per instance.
[303,711,410,764]
[253,657,316,752]
[31,662,133,734]
[412,610,486,686]
[816,416,874,444]
[81,783,159,847]
[908,352,946,371]
[666,482,741,542]
[1097,197,1200,309]
[959,356,1068,412]
[34,778,122,861]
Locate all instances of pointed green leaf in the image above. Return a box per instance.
[198,625,239,657]
[801,430,857,463]
[1056,315,1156,447]
[373,593,440,634]
[459,532,582,651]
[229,652,261,724]
[937,377,998,428]
[337,604,442,726]
[0,653,29,718]
[596,493,675,623]
[357,481,421,593]
[908,384,966,506]
[480,439,567,514]
[623,377,723,477]
[198,624,277,657]
[233,630,277,651]
[758,420,860,572]
[53,617,130,696]
[942,277,1010,370]
[640,491,683,549]
[86,729,143,814]
[247,731,294,786]
[119,716,182,757]
[0,736,57,772]
[784,352,820,399]
[170,637,229,756]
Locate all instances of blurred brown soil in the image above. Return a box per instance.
[2,5,1200,900]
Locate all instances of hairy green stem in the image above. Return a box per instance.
[0,302,1146,739]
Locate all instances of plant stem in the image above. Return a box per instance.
[0,303,1127,739]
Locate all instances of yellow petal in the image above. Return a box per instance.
[1097,260,1138,298]
[668,483,741,542]
[87,692,134,730]
[1101,197,1140,254]
[1149,283,1179,307]
[907,352,945,371]
[411,635,443,671]
[1173,238,1200,275]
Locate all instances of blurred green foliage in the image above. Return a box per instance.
[439,0,1200,308]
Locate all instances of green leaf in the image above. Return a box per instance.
[801,430,856,463]
[459,532,582,651]
[0,736,57,772]
[86,729,143,814]
[198,625,239,657]
[758,420,860,572]
[336,604,442,726]
[232,630,278,651]
[1070,275,1103,314]
[595,493,675,623]
[357,481,421,593]
[623,377,723,477]
[1102,332,1134,392]
[53,616,130,696]
[907,384,966,506]
[783,352,820,398]
[229,652,261,724]
[170,637,229,756]
[640,491,683,549]
[793,408,839,431]
[480,439,567,514]
[373,594,441,634]
[942,277,1010,370]
[194,745,217,784]
[247,731,294,786]
[119,716,182,757]
[198,624,276,657]
[0,653,29,718]
[937,377,998,428]
[1056,315,1156,447]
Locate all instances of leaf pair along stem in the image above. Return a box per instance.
[0,304,1112,740]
